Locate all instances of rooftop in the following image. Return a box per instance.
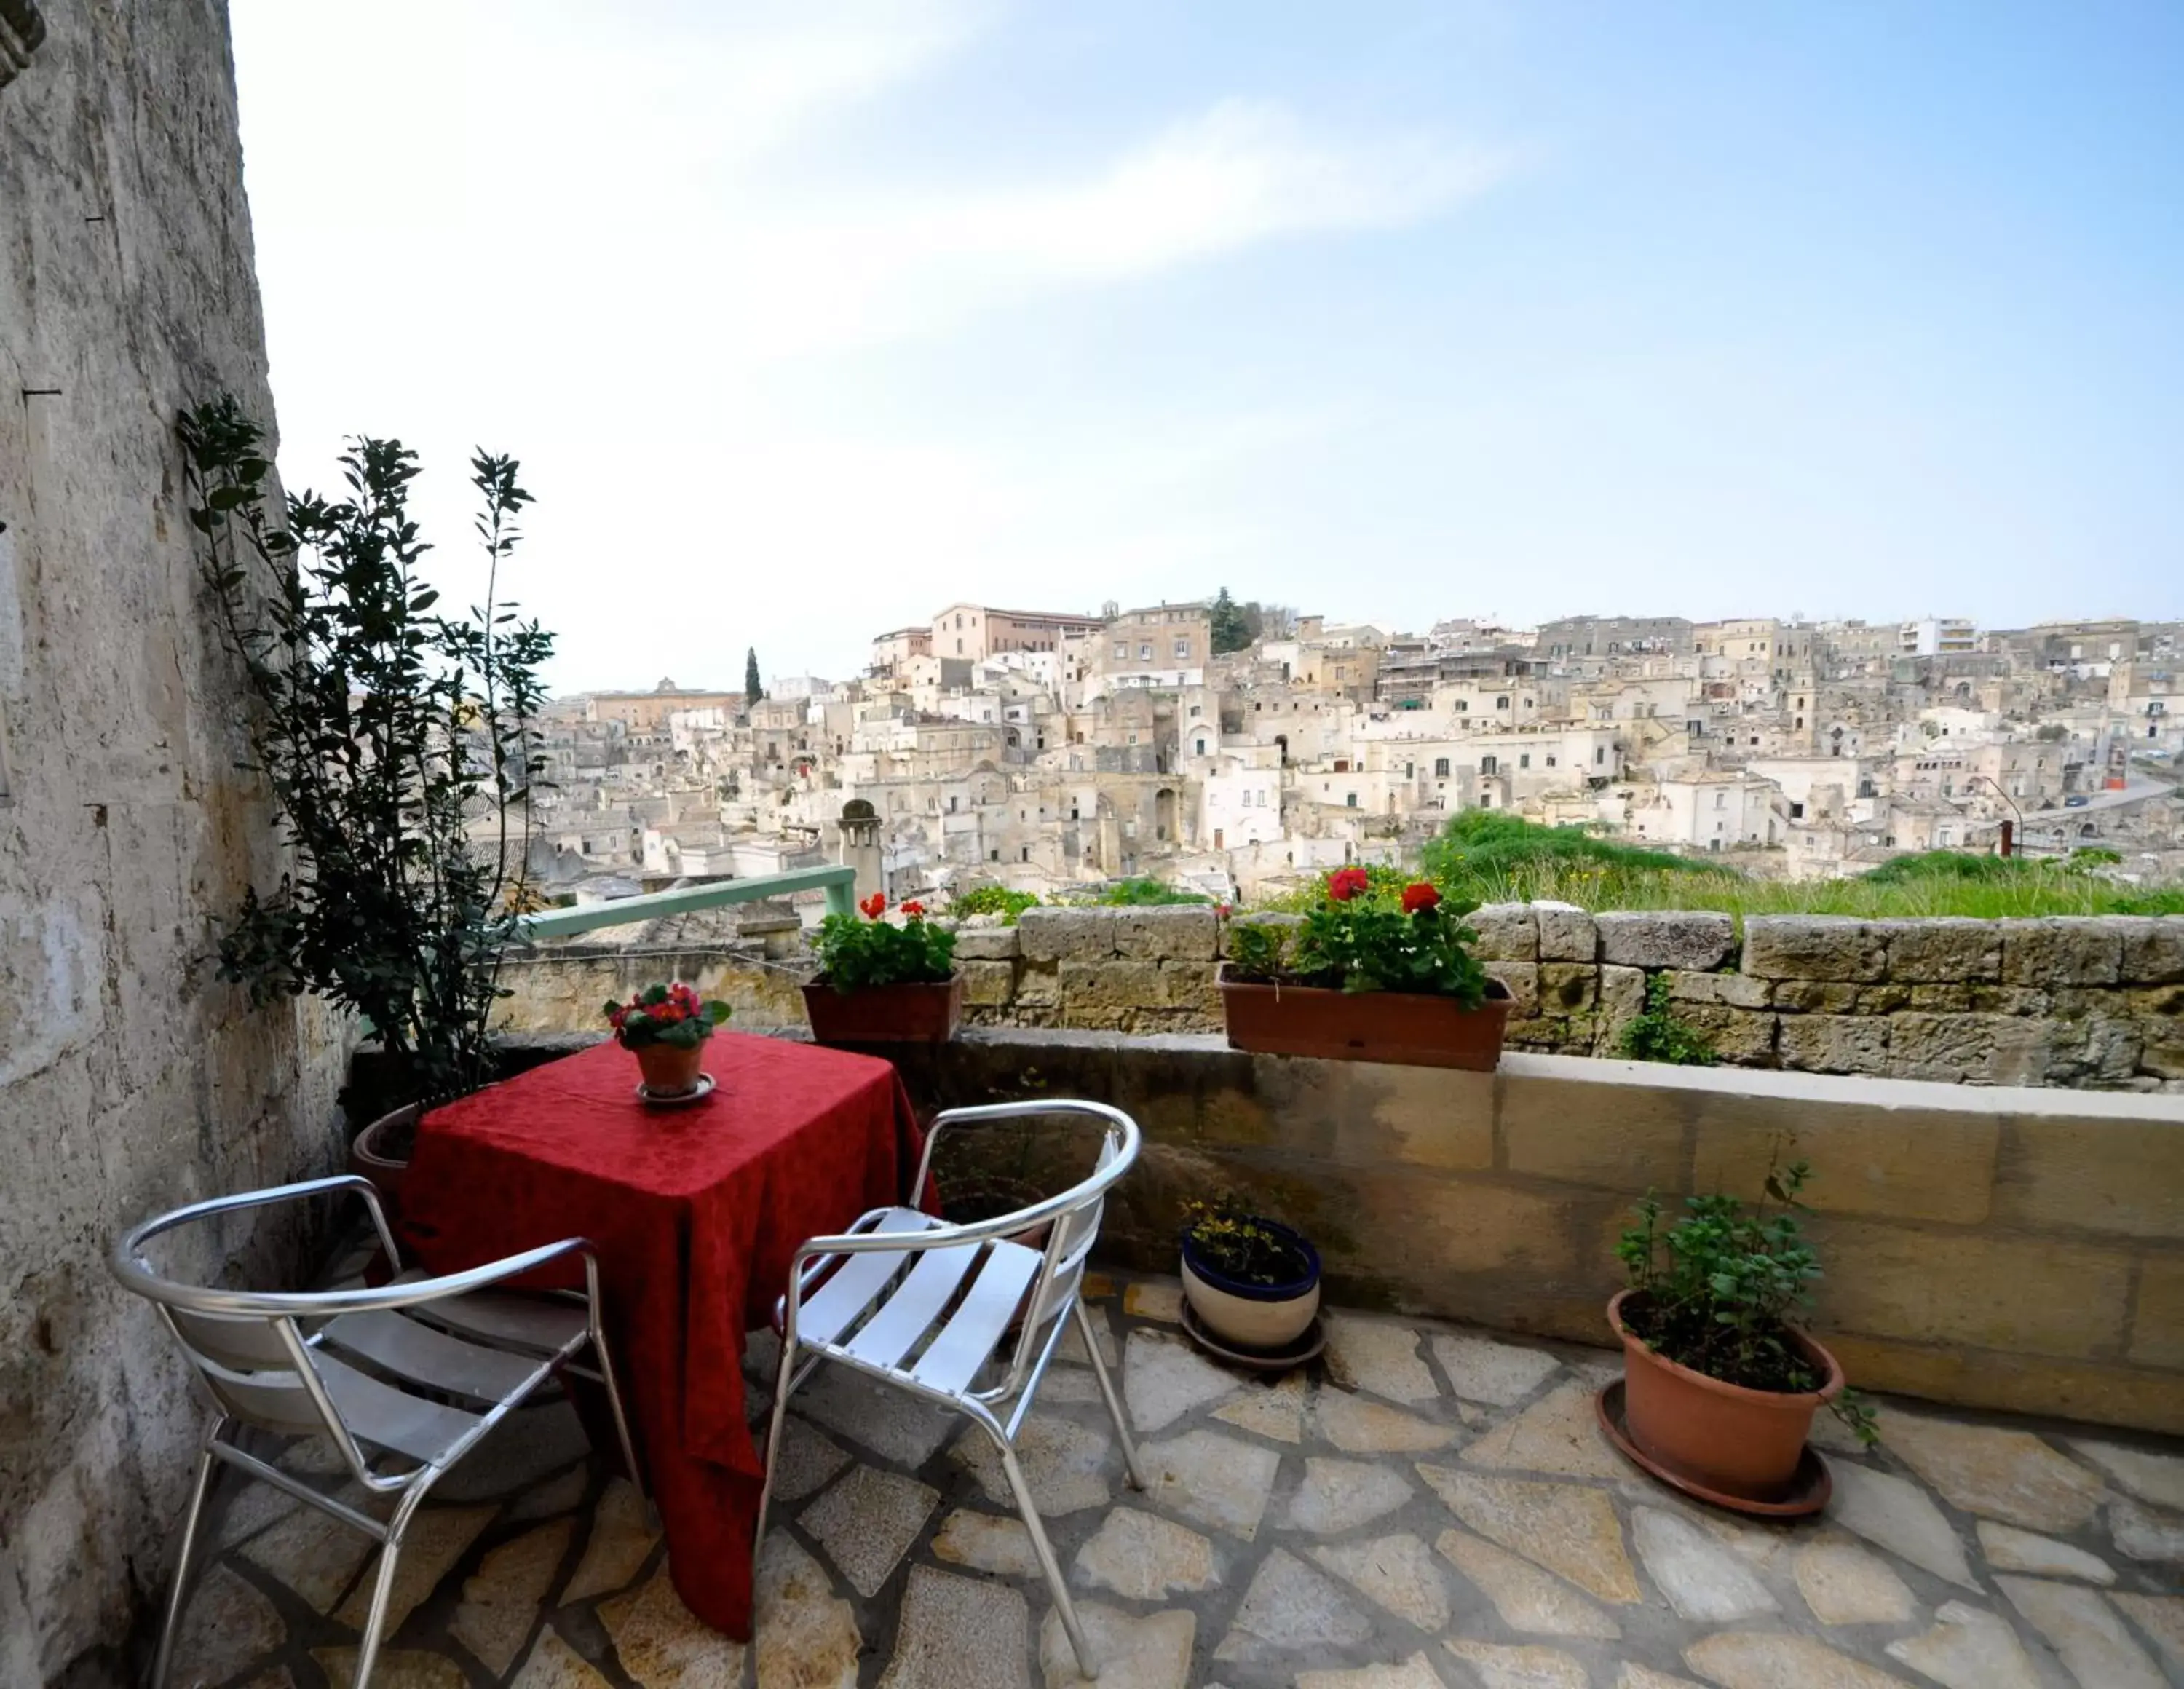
[169,1265,2184,1688]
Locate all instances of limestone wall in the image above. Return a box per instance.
[958,906,2184,1091]
[0,8,352,1685]
[888,1032,2184,1436]
[496,905,2184,1091]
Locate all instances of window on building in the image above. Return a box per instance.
[1546,755,1557,767]
[1345,793,1358,807]
[1714,791,1726,810]
[1455,700,1468,712]
[1519,752,1530,768]
[1188,705,1201,717]
[1434,757,1450,777]
[1496,696,1509,710]
[1113,640,1128,660]
[1174,638,1190,660]
[1481,755,1497,775]
[1594,748,1606,764]
[1790,801,1805,819]
[1139,643,1153,661]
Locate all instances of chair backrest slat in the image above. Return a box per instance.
[179,1348,337,1441]
[167,1305,306,1372]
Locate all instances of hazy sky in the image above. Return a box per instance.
[229,1,2184,695]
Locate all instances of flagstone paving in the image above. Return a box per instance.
[170,1274,2184,1688]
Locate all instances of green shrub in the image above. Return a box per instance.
[953,885,1040,925]
[1093,877,1212,906]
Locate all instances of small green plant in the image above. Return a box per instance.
[1616,1158,1878,1444]
[1181,1197,1312,1288]
[1618,975,1720,1066]
[954,885,1040,925]
[1094,877,1213,906]
[812,895,957,992]
[604,982,731,1049]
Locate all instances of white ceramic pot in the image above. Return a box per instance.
[1178,1217,1322,1350]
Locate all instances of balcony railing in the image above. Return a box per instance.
[515,863,856,941]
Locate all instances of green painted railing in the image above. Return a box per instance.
[514,864,856,942]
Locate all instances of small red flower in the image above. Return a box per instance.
[1401,882,1441,914]
[1326,866,1370,902]
[901,900,927,918]
[859,893,887,919]
[1214,902,1233,919]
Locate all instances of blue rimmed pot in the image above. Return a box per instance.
[1179,1217,1321,1351]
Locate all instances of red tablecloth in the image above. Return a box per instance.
[397,1032,922,1636]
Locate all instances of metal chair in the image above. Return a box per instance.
[110,1174,643,1689]
[755,1101,1145,1679]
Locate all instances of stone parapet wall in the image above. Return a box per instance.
[493,906,2184,1091]
[887,1031,2184,1436]
[959,906,2184,1091]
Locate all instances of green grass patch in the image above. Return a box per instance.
[1276,814,2184,920]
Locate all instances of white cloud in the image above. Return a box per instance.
[693,99,1509,357]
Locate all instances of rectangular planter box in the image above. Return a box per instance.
[802,975,965,1044]
[1218,968,1512,1069]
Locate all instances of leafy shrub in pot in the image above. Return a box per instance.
[1179,1198,1321,1351]
[1611,1158,1875,1503]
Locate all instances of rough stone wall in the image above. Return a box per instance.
[960,906,2184,1091]
[0,8,352,1685]
[491,941,812,1038]
[495,905,2184,1091]
[888,1031,2184,1436]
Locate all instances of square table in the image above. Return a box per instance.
[397,1031,923,1636]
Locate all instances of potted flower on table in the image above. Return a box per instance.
[803,894,962,1043]
[1219,867,1512,1068]
[605,981,732,1099]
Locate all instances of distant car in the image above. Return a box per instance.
[2064,795,2091,807]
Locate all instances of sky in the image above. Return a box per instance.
[227,0,2184,695]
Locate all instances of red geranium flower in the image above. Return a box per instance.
[1326,866,1371,902]
[859,893,887,919]
[901,900,926,918]
[1401,882,1441,914]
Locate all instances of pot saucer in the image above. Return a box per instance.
[636,1073,716,1109]
[1595,1380,1831,1517]
[1179,1299,1326,1372]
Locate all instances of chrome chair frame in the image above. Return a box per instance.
[755,1100,1146,1679]
[110,1174,644,1689]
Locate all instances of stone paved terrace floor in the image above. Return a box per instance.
[171,1273,2184,1689]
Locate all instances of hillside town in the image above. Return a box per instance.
[521,602,2184,909]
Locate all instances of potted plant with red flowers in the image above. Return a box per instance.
[802,894,962,1043]
[1219,867,1512,1068]
[605,981,732,1098]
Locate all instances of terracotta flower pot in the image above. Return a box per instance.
[1217,969,1512,1069]
[802,975,964,1044]
[348,1102,422,1221]
[1608,1289,1843,1503]
[631,1039,708,1096]
[1179,1219,1321,1352]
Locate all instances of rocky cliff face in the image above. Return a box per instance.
[0,7,349,1682]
